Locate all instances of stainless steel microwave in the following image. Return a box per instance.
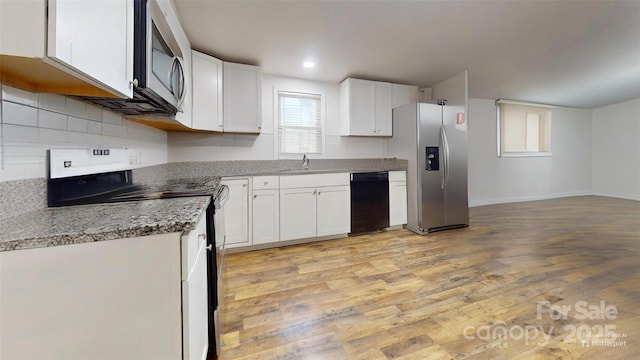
[80,0,186,117]
[134,0,186,112]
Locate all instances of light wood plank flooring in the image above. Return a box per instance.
[218,196,639,359]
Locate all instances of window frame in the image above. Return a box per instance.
[273,88,326,159]
[496,100,553,158]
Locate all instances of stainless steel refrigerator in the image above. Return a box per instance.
[388,101,469,234]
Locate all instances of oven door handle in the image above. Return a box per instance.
[214,185,230,209]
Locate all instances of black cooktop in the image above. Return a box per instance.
[47,169,218,207]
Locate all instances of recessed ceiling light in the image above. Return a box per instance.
[303,61,315,68]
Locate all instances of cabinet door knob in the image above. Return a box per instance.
[206,244,213,251]
[253,194,257,199]
[198,233,206,240]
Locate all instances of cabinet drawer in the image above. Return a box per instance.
[389,170,406,182]
[253,176,279,190]
[280,173,349,189]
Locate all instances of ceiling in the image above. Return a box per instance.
[173,0,640,109]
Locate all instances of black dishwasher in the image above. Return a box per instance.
[350,172,390,235]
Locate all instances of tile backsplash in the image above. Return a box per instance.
[0,84,168,181]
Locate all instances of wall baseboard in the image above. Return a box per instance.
[469,191,594,208]
[591,191,640,202]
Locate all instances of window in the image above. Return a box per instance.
[278,91,322,155]
[497,100,552,157]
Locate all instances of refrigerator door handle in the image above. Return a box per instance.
[441,126,450,190]
[439,126,445,189]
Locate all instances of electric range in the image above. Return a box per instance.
[46,148,227,359]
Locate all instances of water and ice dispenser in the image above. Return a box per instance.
[426,147,439,171]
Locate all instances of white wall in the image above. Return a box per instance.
[168,74,386,162]
[0,85,168,181]
[468,98,592,206]
[592,98,640,200]
[431,71,467,108]
[3,72,635,207]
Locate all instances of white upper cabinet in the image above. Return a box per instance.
[191,50,223,131]
[191,55,262,133]
[47,0,133,98]
[375,82,392,135]
[342,78,376,135]
[0,0,133,99]
[340,78,393,136]
[223,62,262,133]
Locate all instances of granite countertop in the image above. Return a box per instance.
[253,168,386,176]
[132,158,408,181]
[0,158,407,253]
[0,196,211,252]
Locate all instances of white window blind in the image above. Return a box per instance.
[278,91,322,155]
[497,100,552,157]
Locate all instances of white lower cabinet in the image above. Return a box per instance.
[280,173,350,241]
[252,189,280,244]
[252,176,280,245]
[0,212,209,360]
[181,214,209,360]
[221,178,251,248]
[280,187,317,241]
[316,186,351,236]
[389,171,408,226]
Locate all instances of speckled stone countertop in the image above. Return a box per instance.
[0,196,210,252]
[132,158,407,181]
[0,158,407,253]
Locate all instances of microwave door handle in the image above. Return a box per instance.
[170,57,186,112]
[175,58,185,101]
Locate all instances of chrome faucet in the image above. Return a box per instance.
[302,154,309,169]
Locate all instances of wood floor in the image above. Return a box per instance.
[218,196,640,359]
